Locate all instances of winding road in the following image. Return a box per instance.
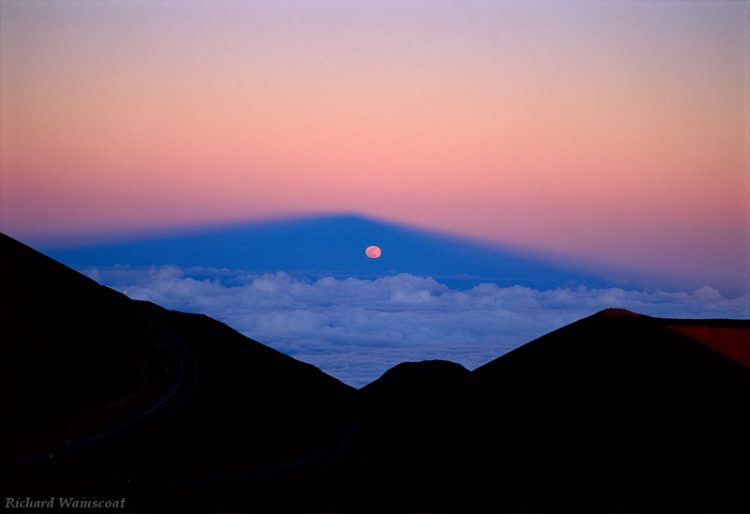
[23,302,199,462]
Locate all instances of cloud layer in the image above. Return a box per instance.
[87,266,750,387]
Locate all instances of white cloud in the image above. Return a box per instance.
[88,266,750,387]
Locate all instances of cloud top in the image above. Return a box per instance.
[87,266,750,387]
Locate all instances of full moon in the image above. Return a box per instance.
[365,245,382,259]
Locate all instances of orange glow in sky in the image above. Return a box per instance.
[0,1,747,291]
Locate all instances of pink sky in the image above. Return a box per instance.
[1,1,747,291]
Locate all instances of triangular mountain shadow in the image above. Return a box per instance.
[44,214,611,289]
[2,232,748,512]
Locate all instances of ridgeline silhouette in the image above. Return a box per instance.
[2,232,748,512]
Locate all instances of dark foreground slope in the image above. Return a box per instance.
[3,232,749,512]
[352,309,750,512]
[1,233,355,511]
[470,307,750,510]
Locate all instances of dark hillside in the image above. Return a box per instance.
[2,232,748,512]
[1,233,354,510]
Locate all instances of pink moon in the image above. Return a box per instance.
[365,245,382,259]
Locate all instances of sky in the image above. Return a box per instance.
[0,0,748,292]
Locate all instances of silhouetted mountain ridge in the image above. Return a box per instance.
[1,232,355,504]
[2,232,748,512]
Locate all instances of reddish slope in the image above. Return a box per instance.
[663,323,750,367]
[600,307,750,367]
